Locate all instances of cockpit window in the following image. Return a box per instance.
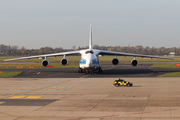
[85,50,94,54]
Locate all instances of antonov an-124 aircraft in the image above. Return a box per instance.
[4,25,174,74]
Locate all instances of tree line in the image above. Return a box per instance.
[0,44,179,56]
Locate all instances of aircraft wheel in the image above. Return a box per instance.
[78,67,82,73]
[99,68,103,73]
[91,71,94,75]
[85,69,89,75]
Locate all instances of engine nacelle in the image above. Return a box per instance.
[131,59,138,67]
[61,58,68,66]
[42,60,49,67]
[112,58,119,65]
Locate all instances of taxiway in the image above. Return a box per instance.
[0,62,180,78]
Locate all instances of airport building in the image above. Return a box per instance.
[169,52,175,56]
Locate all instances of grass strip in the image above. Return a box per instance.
[0,71,22,78]
[158,72,180,77]
[0,63,79,69]
[150,63,179,69]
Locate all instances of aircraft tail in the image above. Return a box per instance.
[89,25,92,49]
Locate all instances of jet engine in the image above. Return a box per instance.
[112,58,119,65]
[131,59,138,67]
[61,58,68,65]
[42,60,49,67]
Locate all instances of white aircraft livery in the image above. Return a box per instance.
[4,25,174,74]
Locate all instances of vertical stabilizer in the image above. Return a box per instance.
[89,25,92,49]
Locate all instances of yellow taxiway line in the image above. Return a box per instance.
[9,96,42,99]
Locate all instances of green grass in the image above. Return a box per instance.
[0,63,79,69]
[152,63,180,77]
[158,72,180,77]
[0,71,22,78]
[150,63,179,69]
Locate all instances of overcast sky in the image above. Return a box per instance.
[0,0,180,49]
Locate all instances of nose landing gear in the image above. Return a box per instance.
[78,67,103,75]
[85,69,89,75]
[85,69,94,75]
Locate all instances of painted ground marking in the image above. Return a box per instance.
[163,108,178,111]
[134,111,151,114]
[9,96,42,99]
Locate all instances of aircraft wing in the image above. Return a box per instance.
[98,50,175,60]
[4,50,81,61]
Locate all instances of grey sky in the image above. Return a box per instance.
[0,0,180,49]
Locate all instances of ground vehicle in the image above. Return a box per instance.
[113,79,133,87]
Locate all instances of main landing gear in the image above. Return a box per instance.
[78,67,83,73]
[78,67,103,75]
[98,67,103,73]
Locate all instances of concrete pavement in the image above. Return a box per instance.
[0,77,180,120]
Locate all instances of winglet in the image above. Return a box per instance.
[89,24,92,49]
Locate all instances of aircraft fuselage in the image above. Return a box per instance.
[79,49,101,73]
